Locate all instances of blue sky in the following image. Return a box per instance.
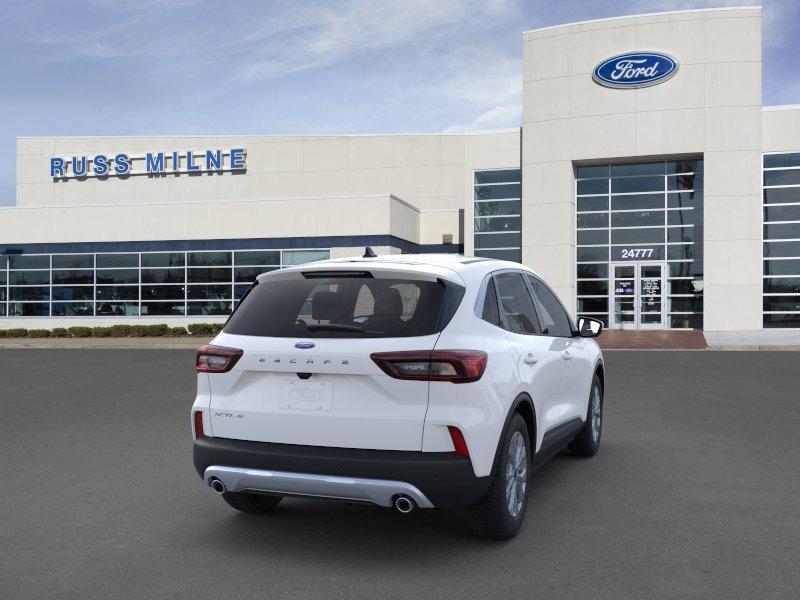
[1,0,798,206]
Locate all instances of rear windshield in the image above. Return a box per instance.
[224,274,461,338]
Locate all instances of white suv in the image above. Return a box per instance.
[191,252,604,539]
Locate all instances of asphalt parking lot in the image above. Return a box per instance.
[1,350,799,599]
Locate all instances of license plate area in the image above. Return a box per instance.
[279,380,333,412]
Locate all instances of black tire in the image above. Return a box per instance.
[467,413,531,540]
[568,374,603,458]
[221,492,283,514]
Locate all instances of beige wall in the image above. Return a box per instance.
[522,7,763,329]
[763,106,800,152]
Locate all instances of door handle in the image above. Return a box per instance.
[523,353,539,365]
[561,350,573,361]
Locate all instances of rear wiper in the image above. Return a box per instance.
[305,323,380,333]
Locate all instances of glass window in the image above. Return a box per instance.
[577,298,608,312]
[576,179,607,195]
[764,241,800,258]
[764,153,800,168]
[667,192,702,209]
[764,169,800,187]
[474,184,521,200]
[140,302,185,316]
[96,254,138,268]
[494,272,540,335]
[764,259,800,276]
[577,197,608,212]
[763,296,800,312]
[187,285,232,300]
[187,251,232,266]
[669,314,703,329]
[577,281,608,296]
[52,254,93,269]
[667,174,699,191]
[611,176,663,194]
[763,188,800,204]
[669,297,703,312]
[611,228,665,245]
[187,268,231,283]
[141,253,185,267]
[96,269,138,284]
[763,314,800,327]
[577,264,608,279]
[141,285,185,300]
[9,255,49,269]
[234,284,251,299]
[52,286,93,301]
[577,213,608,229]
[577,247,609,262]
[8,302,49,316]
[611,210,665,228]
[479,278,501,326]
[9,271,50,285]
[667,209,699,226]
[668,262,696,277]
[763,278,800,294]
[576,165,608,179]
[141,268,185,284]
[577,230,608,245]
[282,250,330,266]
[96,302,138,316]
[668,279,703,295]
[610,162,664,177]
[187,302,232,315]
[764,223,800,240]
[668,227,695,244]
[474,233,521,249]
[764,205,800,223]
[52,302,94,316]
[10,287,50,301]
[52,270,93,284]
[234,266,278,283]
[667,245,694,261]
[225,275,452,338]
[234,250,280,266]
[667,160,701,174]
[474,216,521,233]
[611,194,664,210]
[474,200,521,217]
[474,249,522,262]
[474,170,521,185]
[527,276,573,337]
[96,286,139,301]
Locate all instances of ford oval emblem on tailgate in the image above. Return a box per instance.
[295,342,315,349]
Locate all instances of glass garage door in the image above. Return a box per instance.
[576,159,704,330]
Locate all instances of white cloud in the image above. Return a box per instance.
[443,103,521,132]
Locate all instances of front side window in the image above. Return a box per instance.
[493,272,540,335]
[527,275,573,338]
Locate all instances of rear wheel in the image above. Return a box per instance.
[221,492,283,514]
[467,413,530,540]
[568,374,603,457]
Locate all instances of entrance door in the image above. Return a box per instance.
[610,262,666,330]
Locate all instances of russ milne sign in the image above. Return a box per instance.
[593,52,678,89]
[50,148,246,179]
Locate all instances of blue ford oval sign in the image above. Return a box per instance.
[593,52,678,89]
[295,342,315,349]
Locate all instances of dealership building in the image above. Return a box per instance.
[2,5,799,335]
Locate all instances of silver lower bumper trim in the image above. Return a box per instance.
[203,465,435,508]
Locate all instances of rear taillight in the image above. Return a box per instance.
[195,345,243,373]
[193,411,204,439]
[370,350,487,383]
[448,426,470,458]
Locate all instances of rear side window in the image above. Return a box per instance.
[224,274,458,338]
[494,272,541,335]
[480,277,501,326]
[526,275,574,338]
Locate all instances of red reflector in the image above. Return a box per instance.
[193,411,204,439]
[448,426,469,458]
[196,345,243,373]
[370,350,487,383]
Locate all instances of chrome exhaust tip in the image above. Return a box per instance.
[209,478,227,495]
[394,495,415,514]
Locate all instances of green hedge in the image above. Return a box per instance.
[0,323,221,338]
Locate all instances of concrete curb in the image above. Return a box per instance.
[0,338,212,349]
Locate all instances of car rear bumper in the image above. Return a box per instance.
[193,437,490,508]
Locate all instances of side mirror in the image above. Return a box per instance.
[577,317,603,338]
